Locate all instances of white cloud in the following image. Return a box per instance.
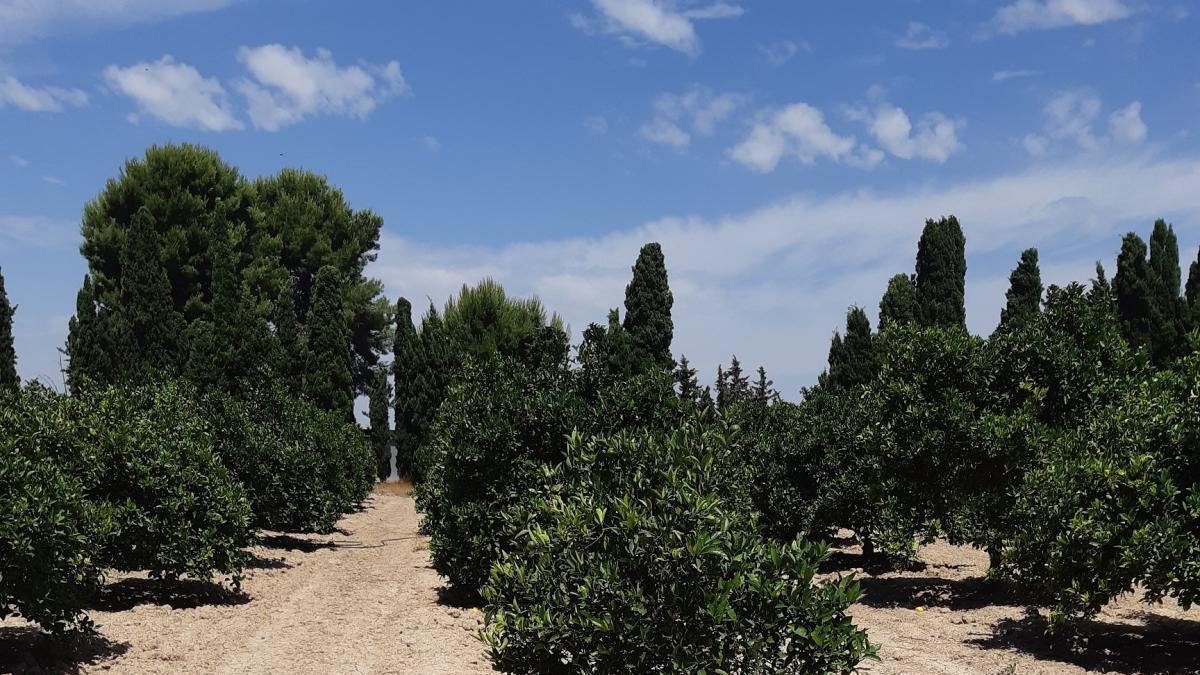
[0,75,87,112]
[576,0,743,56]
[583,115,609,135]
[1108,101,1146,144]
[368,156,1200,397]
[0,0,242,44]
[640,118,690,150]
[992,69,1040,82]
[41,175,64,186]
[846,93,963,163]
[9,154,29,167]
[896,21,949,50]
[640,86,741,151]
[103,56,242,131]
[758,39,809,66]
[1025,89,1146,154]
[235,45,408,131]
[729,102,882,172]
[989,0,1135,35]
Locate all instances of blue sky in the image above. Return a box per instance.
[1,0,1199,397]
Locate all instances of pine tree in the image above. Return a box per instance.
[0,266,17,393]
[1186,246,1200,333]
[752,366,777,405]
[1114,233,1158,361]
[273,275,304,394]
[304,265,354,418]
[1147,220,1186,364]
[392,297,424,478]
[673,354,701,403]
[715,365,728,411]
[724,356,750,409]
[368,366,392,481]
[66,275,109,390]
[622,242,674,371]
[119,206,186,376]
[915,216,967,328]
[879,273,917,331]
[998,248,1042,332]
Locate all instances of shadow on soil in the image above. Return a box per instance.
[259,534,337,552]
[92,577,250,611]
[436,585,482,610]
[970,607,1200,675]
[0,627,128,675]
[247,552,293,570]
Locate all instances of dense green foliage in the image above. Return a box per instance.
[0,267,15,393]
[482,423,875,674]
[392,297,423,478]
[622,242,675,371]
[878,273,917,331]
[368,367,392,481]
[915,216,967,328]
[819,307,875,391]
[304,266,354,419]
[997,248,1042,332]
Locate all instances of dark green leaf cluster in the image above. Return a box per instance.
[0,267,17,393]
[915,216,967,328]
[482,422,876,674]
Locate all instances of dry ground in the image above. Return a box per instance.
[3,487,1197,674]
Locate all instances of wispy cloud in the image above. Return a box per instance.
[370,156,1200,396]
[573,0,744,56]
[728,102,883,172]
[583,115,609,135]
[640,86,742,151]
[41,175,65,186]
[104,56,242,131]
[988,0,1135,35]
[0,75,87,112]
[993,69,1040,82]
[845,90,964,163]
[1022,89,1146,155]
[758,39,809,66]
[895,22,949,50]
[235,45,408,131]
[9,154,29,167]
[0,0,244,45]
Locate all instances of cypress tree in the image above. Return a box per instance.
[715,365,728,411]
[1147,220,1186,363]
[578,308,634,393]
[879,273,917,331]
[392,297,424,478]
[1114,233,1157,360]
[66,275,108,390]
[182,320,218,390]
[823,307,875,390]
[725,356,750,408]
[0,266,17,393]
[914,216,967,328]
[673,354,701,403]
[998,248,1043,333]
[208,227,272,392]
[119,206,186,376]
[273,275,304,394]
[1186,246,1200,333]
[752,366,777,405]
[622,242,674,371]
[368,366,392,481]
[304,265,354,418]
[417,304,452,433]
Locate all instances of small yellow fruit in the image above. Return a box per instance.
[915,606,926,613]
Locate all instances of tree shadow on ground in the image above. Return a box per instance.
[969,607,1200,675]
[91,577,250,611]
[855,574,1015,611]
[0,626,128,675]
[258,534,336,552]
[819,543,928,575]
[247,552,292,570]
[436,585,482,610]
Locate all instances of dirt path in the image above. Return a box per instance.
[1,482,495,675]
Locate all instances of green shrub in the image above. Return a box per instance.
[0,402,102,632]
[996,349,1200,627]
[207,385,374,533]
[6,382,254,583]
[416,354,580,593]
[482,422,875,674]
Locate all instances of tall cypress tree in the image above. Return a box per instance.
[304,265,354,418]
[622,242,674,371]
[392,297,424,478]
[1186,246,1200,333]
[66,275,109,390]
[879,273,917,331]
[1114,233,1158,360]
[714,365,728,411]
[119,206,186,376]
[819,332,846,391]
[914,216,967,328]
[0,266,17,393]
[823,307,875,390]
[752,366,777,405]
[273,275,304,394]
[998,248,1043,333]
[674,354,701,404]
[417,304,452,434]
[368,366,392,481]
[724,356,750,409]
[208,227,272,392]
[1147,220,1185,364]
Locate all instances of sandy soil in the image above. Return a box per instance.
[4,489,1197,675]
[0,481,493,675]
[825,534,1200,675]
